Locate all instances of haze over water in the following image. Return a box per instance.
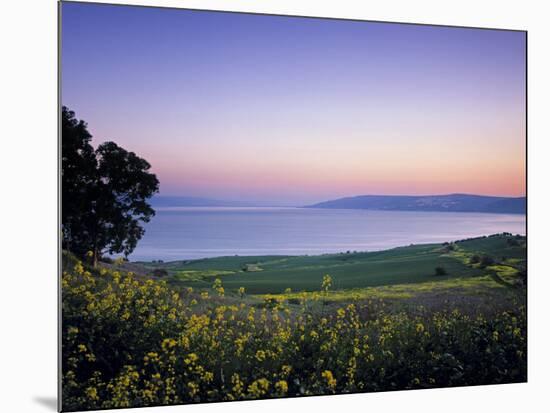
[129,207,526,261]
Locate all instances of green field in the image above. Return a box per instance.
[138,233,526,294]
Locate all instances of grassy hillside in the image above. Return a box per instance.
[62,233,527,410]
[62,239,527,411]
[138,233,526,294]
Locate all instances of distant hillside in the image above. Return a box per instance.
[151,196,251,207]
[306,194,526,214]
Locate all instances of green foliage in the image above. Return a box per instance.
[441,243,456,253]
[321,274,332,293]
[212,278,225,297]
[62,259,526,411]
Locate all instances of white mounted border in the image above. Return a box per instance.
[1,1,548,413]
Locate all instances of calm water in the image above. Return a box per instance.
[129,207,526,261]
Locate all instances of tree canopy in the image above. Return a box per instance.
[61,106,159,265]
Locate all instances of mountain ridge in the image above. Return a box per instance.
[305,194,526,214]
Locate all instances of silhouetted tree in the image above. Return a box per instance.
[62,107,159,266]
[61,107,97,256]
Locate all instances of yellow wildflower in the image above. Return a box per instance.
[275,380,288,395]
[322,370,337,390]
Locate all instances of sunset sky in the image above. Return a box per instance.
[61,2,526,205]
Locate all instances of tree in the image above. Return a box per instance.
[62,107,159,266]
[61,107,97,256]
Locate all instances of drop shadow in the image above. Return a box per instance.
[33,396,57,411]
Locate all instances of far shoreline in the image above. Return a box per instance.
[154,204,527,215]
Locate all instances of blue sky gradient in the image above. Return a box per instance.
[62,2,526,204]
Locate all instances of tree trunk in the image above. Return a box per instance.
[92,247,99,268]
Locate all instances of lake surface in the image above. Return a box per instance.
[128,207,526,261]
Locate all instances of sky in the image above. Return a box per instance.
[61,2,526,206]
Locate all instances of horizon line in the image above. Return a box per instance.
[154,192,527,199]
[153,192,527,207]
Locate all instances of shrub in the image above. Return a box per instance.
[470,255,481,264]
[479,255,495,268]
[263,296,281,308]
[434,266,447,276]
[152,268,168,277]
